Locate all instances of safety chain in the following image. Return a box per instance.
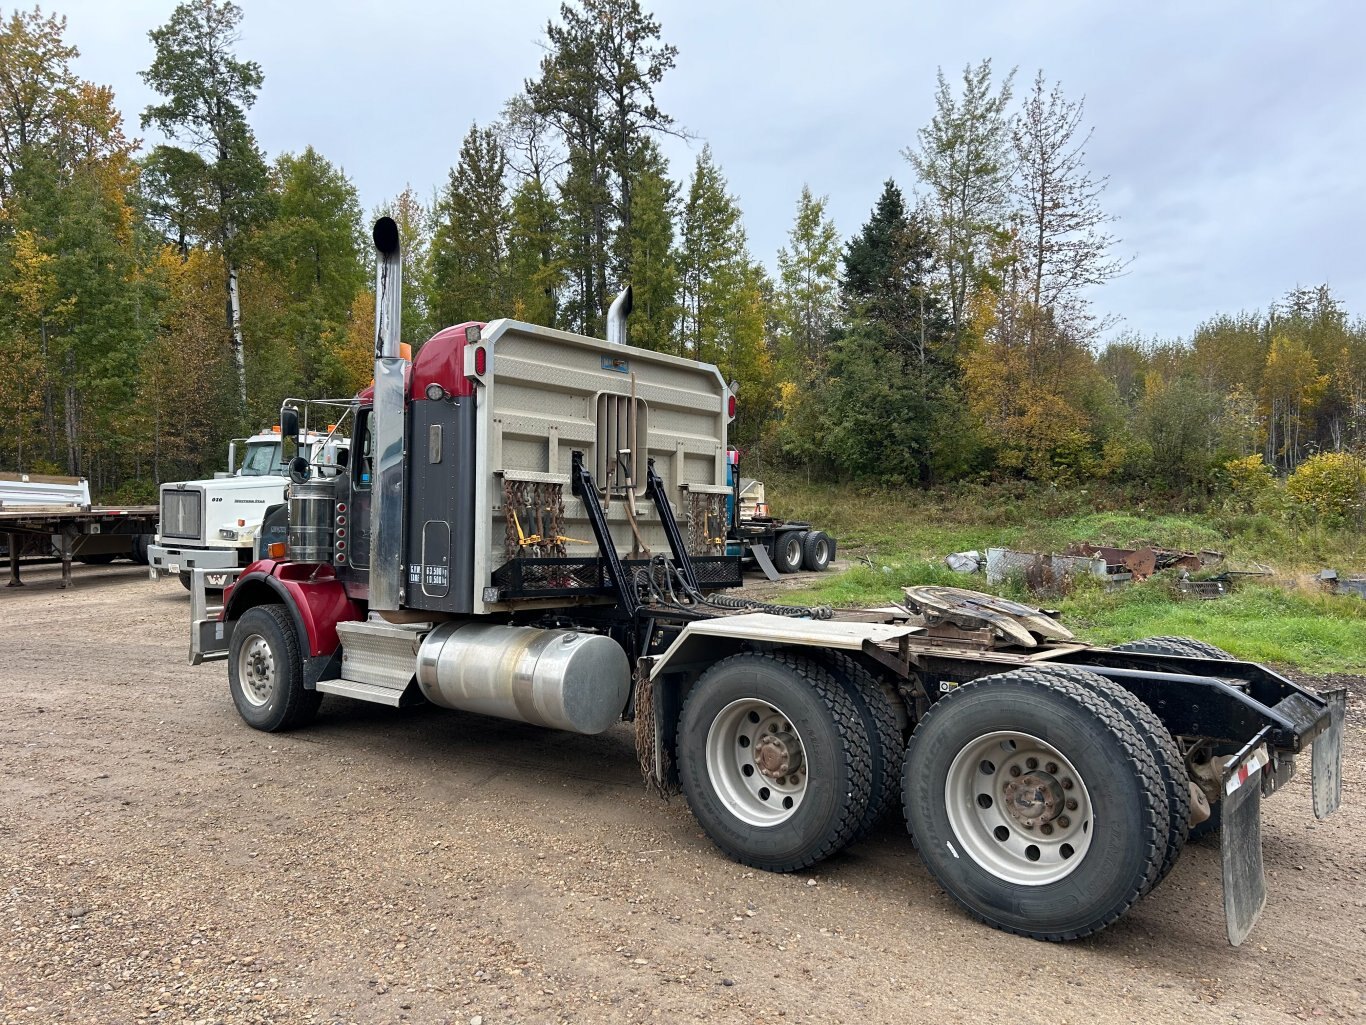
[502,478,569,560]
[686,492,729,555]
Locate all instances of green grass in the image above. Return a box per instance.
[760,478,1366,674]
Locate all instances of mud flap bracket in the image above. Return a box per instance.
[1312,687,1346,819]
[1221,730,1269,946]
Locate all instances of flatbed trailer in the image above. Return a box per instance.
[3,504,157,588]
[182,219,1344,947]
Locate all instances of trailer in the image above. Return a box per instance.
[2,472,156,588]
[725,454,835,577]
[187,219,1344,946]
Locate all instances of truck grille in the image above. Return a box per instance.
[160,489,202,541]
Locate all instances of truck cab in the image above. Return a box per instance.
[150,427,347,588]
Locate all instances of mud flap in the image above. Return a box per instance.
[749,543,781,582]
[1221,738,1269,946]
[1312,687,1346,820]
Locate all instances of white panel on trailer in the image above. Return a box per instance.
[469,319,730,614]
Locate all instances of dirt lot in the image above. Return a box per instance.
[1,562,1364,1025]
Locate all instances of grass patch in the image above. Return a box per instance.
[760,478,1366,674]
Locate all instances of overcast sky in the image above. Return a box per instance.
[52,0,1366,342]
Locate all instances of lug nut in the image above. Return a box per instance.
[1061,778,1074,790]
[1009,765,1022,777]
[1046,761,1058,774]
[1058,816,1070,828]
[1066,798,1078,810]
[1041,823,1054,835]
[1025,757,1038,770]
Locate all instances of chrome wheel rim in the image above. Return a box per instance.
[706,699,809,826]
[782,536,802,566]
[945,730,1094,885]
[237,634,275,707]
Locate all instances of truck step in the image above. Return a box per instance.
[314,677,408,707]
[335,618,428,692]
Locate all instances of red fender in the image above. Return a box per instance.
[223,559,361,656]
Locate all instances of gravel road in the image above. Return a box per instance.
[2,562,1363,1024]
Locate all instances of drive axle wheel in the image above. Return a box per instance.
[228,604,322,732]
[945,730,1095,885]
[904,667,1168,941]
[771,532,804,574]
[678,651,872,873]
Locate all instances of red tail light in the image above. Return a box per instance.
[727,394,737,419]
[474,346,487,376]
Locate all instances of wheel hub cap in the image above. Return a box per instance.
[705,699,810,827]
[1003,772,1064,828]
[944,731,1095,885]
[754,732,803,779]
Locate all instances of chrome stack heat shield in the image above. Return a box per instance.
[369,217,406,611]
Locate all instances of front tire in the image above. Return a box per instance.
[227,604,322,732]
[678,651,872,872]
[903,668,1168,940]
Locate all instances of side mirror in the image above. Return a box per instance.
[280,406,300,440]
[288,455,311,485]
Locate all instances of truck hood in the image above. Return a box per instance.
[165,474,288,494]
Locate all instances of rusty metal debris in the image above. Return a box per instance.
[1062,543,1224,581]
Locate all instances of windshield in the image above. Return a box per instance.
[239,440,285,477]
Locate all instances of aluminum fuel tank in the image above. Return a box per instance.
[415,623,630,735]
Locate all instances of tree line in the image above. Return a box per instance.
[0,0,1360,503]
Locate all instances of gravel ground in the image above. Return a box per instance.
[1,561,1364,1025]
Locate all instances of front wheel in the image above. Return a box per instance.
[677,651,872,872]
[227,604,322,731]
[904,668,1168,941]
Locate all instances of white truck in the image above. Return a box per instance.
[150,426,347,589]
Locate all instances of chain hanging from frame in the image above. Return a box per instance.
[686,492,729,556]
[502,479,569,561]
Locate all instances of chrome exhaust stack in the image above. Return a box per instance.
[369,217,406,611]
[606,285,632,344]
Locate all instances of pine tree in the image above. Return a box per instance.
[776,185,840,365]
[623,139,678,351]
[140,0,270,415]
[526,0,678,335]
[677,144,742,360]
[428,123,512,328]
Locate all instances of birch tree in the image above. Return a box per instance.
[141,0,269,416]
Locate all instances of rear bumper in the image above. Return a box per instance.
[148,543,239,579]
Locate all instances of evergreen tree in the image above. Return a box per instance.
[677,144,742,360]
[428,123,511,328]
[526,0,678,335]
[623,139,678,352]
[776,185,840,365]
[140,0,270,414]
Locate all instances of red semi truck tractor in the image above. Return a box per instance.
[187,218,1345,946]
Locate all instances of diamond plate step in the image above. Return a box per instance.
[335,619,428,692]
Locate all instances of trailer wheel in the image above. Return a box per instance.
[817,652,904,842]
[903,667,1168,940]
[1111,635,1235,839]
[801,531,833,572]
[1026,665,1190,892]
[771,532,804,574]
[228,604,322,732]
[678,651,872,872]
